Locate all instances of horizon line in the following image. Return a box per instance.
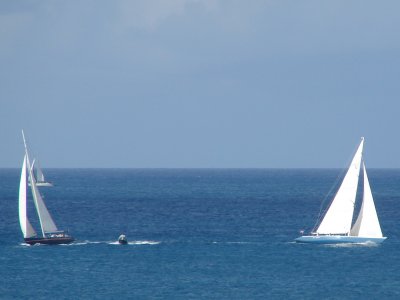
[1,166,400,170]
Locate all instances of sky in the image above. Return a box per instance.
[1,0,400,168]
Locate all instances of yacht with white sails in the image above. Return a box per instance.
[295,138,386,244]
[19,131,73,245]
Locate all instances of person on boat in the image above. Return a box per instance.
[118,234,128,244]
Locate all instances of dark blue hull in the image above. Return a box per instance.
[24,237,74,245]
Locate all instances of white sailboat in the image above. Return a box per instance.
[30,159,53,187]
[295,137,386,244]
[19,130,73,245]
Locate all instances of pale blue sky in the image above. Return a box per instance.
[1,1,399,168]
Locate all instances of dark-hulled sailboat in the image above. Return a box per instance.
[19,131,74,245]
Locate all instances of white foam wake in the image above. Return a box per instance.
[129,240,160,245]
[212,241,257,245]
[108,240,161,245]
[325,241,379,248]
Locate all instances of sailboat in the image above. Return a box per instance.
[30,159,53,187]
[295,137,386,244]
[19,131,74,245]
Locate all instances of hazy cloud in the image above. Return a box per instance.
[0,11,32,57]
[1,1,400,167]
[114,0,218,31]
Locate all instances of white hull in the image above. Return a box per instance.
[295,235,387,244]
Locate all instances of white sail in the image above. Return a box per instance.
[316,138,364,235]
[22,131,58,236]
[35,161,45,182]
[350,163,383,237]
[19,155,36,238]
[30,158,52,186]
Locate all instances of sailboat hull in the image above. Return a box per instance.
[24,237,74,245]
[28,182,53,187]
[295,235,387,244]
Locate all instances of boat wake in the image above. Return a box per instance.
[108,240,161,245]
[325,241,380,248]
[18,240,161,247]
[130,240,160,245]
[212,241,259,245]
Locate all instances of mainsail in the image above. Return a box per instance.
[350,163,383,237]
[18,155,36,238]
[316,138,364,235]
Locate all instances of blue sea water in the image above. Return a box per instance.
[1,168,400,299]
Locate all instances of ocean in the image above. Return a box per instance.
[1,168,399,299]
